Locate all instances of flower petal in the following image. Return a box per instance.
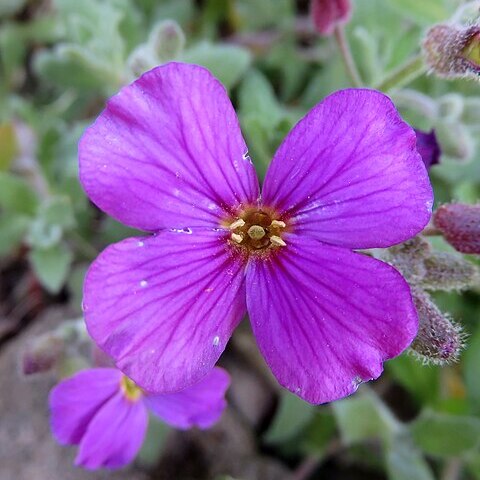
[415,128,441,169]
[262,89,433,249]
[75,392,148,469]
[49,368,122,445]
[144,367,230,429]
[79,62,259,231]
[83,230,246,393]
[246,235,418,404]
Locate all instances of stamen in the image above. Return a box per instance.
[229,218,246,230]
[231,232,244,244]
[271,220,286,228]
[270,235,287,247]
[247,225,266,240]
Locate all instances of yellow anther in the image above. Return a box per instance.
[229,218,246,230]
[270,235,286,247]
[231,232,244,244]
[247,225,266,240]
[270,220,286,228]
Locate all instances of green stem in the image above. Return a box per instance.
[441,458,462,480]
[374,53,427,92]
[334,25,363,87]
[68,230,98,260]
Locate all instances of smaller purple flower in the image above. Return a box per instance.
[49,366,229,470]
[414,128,441,169]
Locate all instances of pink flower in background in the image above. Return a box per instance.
[79,63,433,404]
[49,367,229,469]
[311,0,352,36]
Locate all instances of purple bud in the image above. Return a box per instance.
[310,0,352,36]
[423,24,480,80]
[414,128,441,169]
[433,203,480,254]
[410,289,464,365]
[22,333,65,375]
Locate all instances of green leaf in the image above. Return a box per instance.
[464,323,480,414]
[29,243,73,294]
[66,263,88,314]
[466,452,480,480]
[0,213,30,256]
[34,44,120,92]
[0,123,18,171]
[33,0,131,92]
[410,410,480,457]
[26,218,62,250]
[182,42,251,89]
[0,172,38,215]
[301,411,337,456]
[264,391,316,444]
[332,391,401,445]
[234,0,293,31]
[238,70,283,127]
[387,353,440,405]
[40,196,76,230]
[386,433,435,480]
[386,0,451,25]
[153,0,195,27]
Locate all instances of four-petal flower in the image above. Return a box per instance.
[79,62,433,404]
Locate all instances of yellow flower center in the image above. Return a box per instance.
[120,375,143,402]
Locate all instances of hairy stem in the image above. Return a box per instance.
[334,25,363,87]
[375,53,427,92]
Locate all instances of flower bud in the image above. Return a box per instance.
[414,129,441,169]
[383,236,431,283]
[420,251,479,291]
[410,289,464,365]
[437,93,464,121]
[22,332,65,375]
[433,203,480,254]
[310,0,352,36]
[149,20,185,62]
[434,121,473,161]
[423,24,480,80]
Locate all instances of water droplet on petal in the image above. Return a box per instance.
[352,376,363,388]
[137,241,144,247]
[140,280,148,288]
[213,336,220,346]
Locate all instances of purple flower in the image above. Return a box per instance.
[79,63,433,404]
[49,366,229,469]
[414,128,441,169]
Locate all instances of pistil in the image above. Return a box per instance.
[247,225,266,240]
